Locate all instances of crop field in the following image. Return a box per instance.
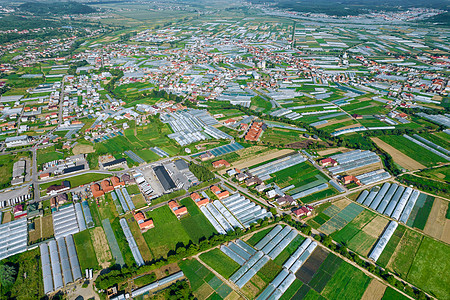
[90,226,113,268]
[331,209,385,256]
[388,228,423,278]
[245,227,275,246]
[261,128,305,145]
[409,194,434,230]
[178,258,233,299]
[418,133,450,149]
[143,201,216,259]
[283,250,373,300]
[406,236,450,300]
[265,161,328,190]
[299,187,339,204]
[199,248,240,279]
[251,96,272,113]
[378,135,445,167]
[73,229,100,271]
[422,197,450,244]
[134,149,160,162]
[319,203,365,235]
[371,137,425,170]
[417,165,450,182]
[381,287,410,300]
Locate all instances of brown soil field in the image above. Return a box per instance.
[41,215,54,239]
[220,149,294,174]
[442,220,450,244]
[335,123,363,131]
[316,117,351,129]
[361,279,387,300]
[224,291,243,300]
[363,216,389,238]
[195,282,214,299]
[73,144,95,155]
[28,218,42,243]
[333,198,351,210]
[347,162,384,176]
[2,212,11,224]
[371,137,425,170]
[91,227,113,268]
[317,147,350,156]
[423,198,447,243]
[242,280,260,299]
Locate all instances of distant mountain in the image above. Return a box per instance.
[19,1,96,15]
[250,0,450,16]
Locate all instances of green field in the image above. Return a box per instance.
[407,236,450,300]
[0,248,44,299]
[273,235,305,266]
[416,165,450,182]
[321,262,371,299]
[73,229,100,270]
[265,162,327,190]
[261,127,305,145]
[199,248,241,279]
[178,258,233,299]
[389,228,423,278]
[246,227,276,246]
[319,203,365,235]
[377,225,406,268]
[143,200,216,259]
[37,145,65,166]
[381,287,410,300]
[379,135,446,167]
[40,173,110,191]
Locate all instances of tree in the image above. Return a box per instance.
[0,264,17,287]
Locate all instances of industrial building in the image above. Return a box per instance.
[153,165,176,192]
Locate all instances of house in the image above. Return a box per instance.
[245,176,262,187]
[292,206,314,217]
[212,159,230,168]
[168,200,188,217]
[47,181,70,196]
[196,198,210,208]
[319,158,337,167]
[236,173,248,182]
[266,189,278,199]
[276,195,296,206]
[56,193,68,205]
[134,211,154,232]
[39,173,50,180]
[100,179,114,193]
[199,151,214,161]
[217,191,230,200]
[111,176,125,188]
[255,183,267,193]
[351,114,363,119]
[227,168,240,176]
[121,173,134,184]
[50,197,57,208]
[210,185,221,194]
[342,175,361,185]
[190,192,201,201]
[91,183,104,198]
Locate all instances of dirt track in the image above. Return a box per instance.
[371,137,425,170]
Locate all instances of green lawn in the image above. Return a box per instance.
[37,145,65,166]
[40,173,110,191]
[379,135,446,167]
[143,202,216,259]
[407,236,450,300]
[199,248,240,279]
[73,229,100,270]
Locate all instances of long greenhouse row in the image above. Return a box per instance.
[403,134,450,161]
[131,271,185,297]
[369,221,398,262]
[356,183,420,224]
[249,153,306,180]
[257,238,317,300]
[53,204,90,239]
[328,150,380,175]
[112,188,135,214]
[221,193,272,228]
[0,218,27,261]
[119,218,145,266]
[40,235,82,294]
